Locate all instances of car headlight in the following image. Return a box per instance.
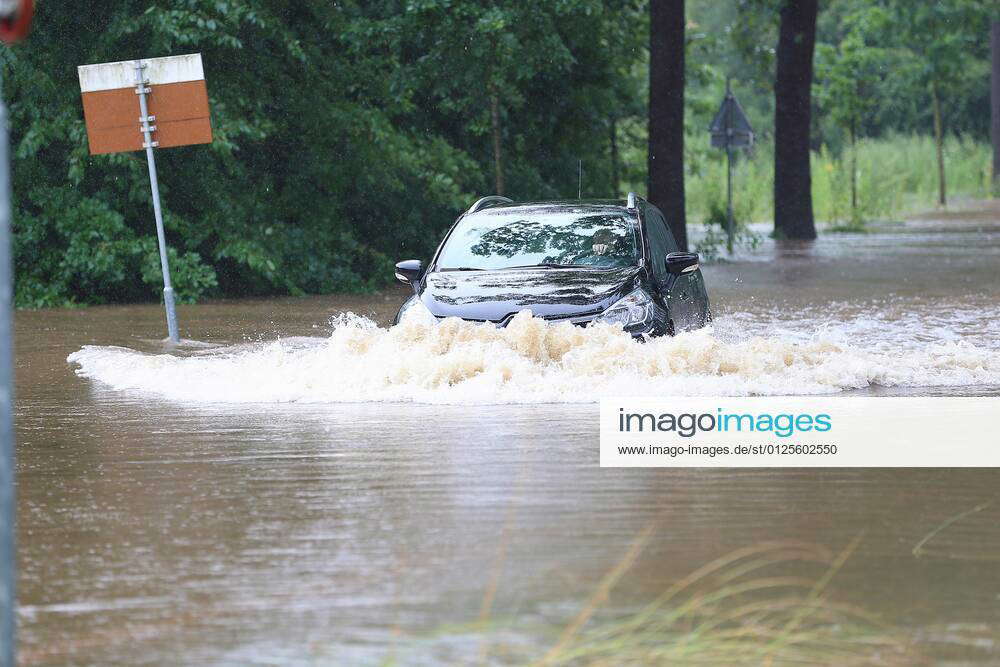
[596,289,653,328]
[396,295,435,324]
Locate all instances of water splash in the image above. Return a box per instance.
[67,308,1000,405]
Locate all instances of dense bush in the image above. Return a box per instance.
[7,0,643,307]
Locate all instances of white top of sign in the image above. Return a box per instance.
[78,53,205,93]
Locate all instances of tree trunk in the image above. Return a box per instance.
[931,82,946,207]
[773,0,818,240]
[991,21,999,193]
[609,116,620,198]
[647,0,687,250]
[490,86,504,196]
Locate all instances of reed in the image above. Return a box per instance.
[533,538,918,666]
[409,537,918,665]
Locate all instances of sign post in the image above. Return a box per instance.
[78,53,213,343]
[709,80,755,255]
[1,3,34,664]
[0,0,34,667]
[133,61,178,342]
[0,74,14,667]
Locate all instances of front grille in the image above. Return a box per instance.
[498,312,599,328]
[436,311,601,328]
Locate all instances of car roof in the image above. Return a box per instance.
[466,199,635,216]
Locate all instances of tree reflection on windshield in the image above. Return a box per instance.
[437,209,638,270]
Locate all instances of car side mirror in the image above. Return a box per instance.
[666,252,699,275]
[394,259,423,285]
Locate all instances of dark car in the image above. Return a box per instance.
[392,194,710,338]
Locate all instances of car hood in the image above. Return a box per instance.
[419,266,642,322]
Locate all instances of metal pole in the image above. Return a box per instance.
[991,21,1000,194]
[0,83,16,667]
[725,79,734,255]
[134,60,179,343]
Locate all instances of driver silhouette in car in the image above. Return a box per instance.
[575,228,629,267]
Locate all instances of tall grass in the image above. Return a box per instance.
[451,536,917,665]
[533,539,917,666]
[686,134,994,227]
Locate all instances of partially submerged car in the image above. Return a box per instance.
[392,194,710,338]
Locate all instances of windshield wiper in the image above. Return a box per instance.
[439,266,484,271]
[506,263,595,269]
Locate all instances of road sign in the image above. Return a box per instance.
[78,54,214,343]
[0,0,32,44]
[710,87,755,149]
[709,81,755,254]
[79,53,212,155]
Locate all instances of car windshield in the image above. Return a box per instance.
[436,208,639,271]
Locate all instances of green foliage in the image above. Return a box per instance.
[8,0,643,308]
[14,183,217,307]
[702,0,995,147]
[5,0,996,306]
[678,1,995,234]
[888,0,991,94]
[814,7,890,135]
[685,134,993,228]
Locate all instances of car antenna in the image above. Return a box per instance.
[578,159,582,199]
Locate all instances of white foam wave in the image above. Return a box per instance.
[66,310,1000,405]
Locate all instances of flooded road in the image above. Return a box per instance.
[15,203,1000,664]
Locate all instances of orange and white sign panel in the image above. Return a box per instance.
[78,53,212,155]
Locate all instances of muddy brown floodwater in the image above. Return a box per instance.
[14,202,1000,664]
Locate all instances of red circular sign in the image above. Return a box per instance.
[0,0,33,44]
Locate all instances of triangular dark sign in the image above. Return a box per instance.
[710,92,754,149]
